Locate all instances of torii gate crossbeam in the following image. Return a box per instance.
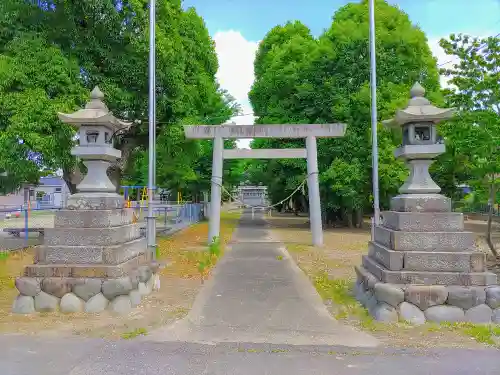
[184,124,347,246]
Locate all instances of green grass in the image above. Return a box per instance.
[0,252,9,261]
[440,322,500,345]
[121,327,148,339]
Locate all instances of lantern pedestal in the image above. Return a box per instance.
[12,87,158,316]
[355,83,500,325]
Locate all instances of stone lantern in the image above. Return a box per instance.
[354,83,499,325]
[383,82,454,200]
[58,86,131,209]
[12,87,159,316]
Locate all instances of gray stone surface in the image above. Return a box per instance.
[485,286,500,309]
[403,251,479,272]
[374,226,474,252]
[60,292,84,313]
[15,277,41,297]
[368,242,403,270]
[54,208,134,228]
[492,308,500,323]
[41,278,72,298]
[66,192,125,210]
[72,278,103,301]
[45,223,141,247]
[374,283,404,307]
[382,211,464,232]
[138,282,149,296]
[102,277,133,299]
[398,302,426,325]
[390,193,451,212]
[109,295,132,315]
[425,305,465,323]
[11,295,35,314]
[138,265,153,283]
[34,291,60,312]
[465,304,492,324]
[447,286,486,310]
[372,302,398,322]
[129,289,142,307]
[84,292,109,313]
[405,285,448,310]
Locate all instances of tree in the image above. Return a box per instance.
[248,0,441,226]
[439,34,500,256]
[0,0,240,197]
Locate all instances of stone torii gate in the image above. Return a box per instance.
[184,123,346,246]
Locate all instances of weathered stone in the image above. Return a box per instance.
[382,211,464,232]
[354,266,378,290]
[425,305,465,323]
[398,302,426,325]
[84,293,109,313]
[41,278,72,298]
[129,290,142,307]
[129,269,140,289]
[374,226,474,252]
[145,274,155,293]
[15,277,41,297]
[45,224,141,247]
[470,253,486,273]
[138,282,149,296]
[54,209,134,229]
[34,291,60,312]
[108,295,132,315]
[374,283,404,307]
[465,304,492,324]
[368,242,403,271]
[366,294,378,313]
[72,278,103,301]
[405,285,448,310]
[102,277,133,300]
[492,308,500,324]
[447,286,486,310]
[485,286,500,309]
[372,302,398,322]
[403,252,474,272]
[390,193,451,213]
[137,265,153,283]
[12,295,35,314]
[60,293,84,313]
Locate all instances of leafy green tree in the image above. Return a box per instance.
[439,34,500,256]
[248,0,441,226]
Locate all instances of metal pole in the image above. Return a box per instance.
[146,0,157,259]
[369,0,380,226]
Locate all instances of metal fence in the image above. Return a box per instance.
[0,203,204,252]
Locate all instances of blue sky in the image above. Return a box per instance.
[182,0,499,147]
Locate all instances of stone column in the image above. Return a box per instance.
[306,136,323,247]
[208,136,223,243]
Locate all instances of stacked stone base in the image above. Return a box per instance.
[355,266,500,324]
[13,264,159,315]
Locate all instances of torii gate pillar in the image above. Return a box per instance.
[184,123,347,246]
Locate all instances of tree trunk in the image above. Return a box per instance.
[344,208,353,228]
[486,181,498,257]
[356,208,364,229]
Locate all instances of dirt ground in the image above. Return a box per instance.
[267,212,500,349]
[0,211,240,339]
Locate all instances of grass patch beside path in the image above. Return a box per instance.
[271,214,497,349]
[0,210,241,338]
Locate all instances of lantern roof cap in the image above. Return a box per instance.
[383,82,455,128]
[57,86,132,131]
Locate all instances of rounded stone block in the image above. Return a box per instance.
[15,277,41,297]
[34,291,60,312]
[465,304,492,324]
[137,282,149,296]
[373,302,398,322]
[129,269,140,289]
[447,286,486,310]
[485,286,500,309]
[84,293,109,313]
[60,293,84,313]
[366,294,378,313]
[374,283,404,307]
[41,278,72,298]
[398,302,426,325]
[102,277,133,300]
[492,308,500,324]
[12,295,35,314]
[405,285,448,310]
[138,266,153,283]
[72,279,103,301]
[109,295,132,315]
[424,305,464,323]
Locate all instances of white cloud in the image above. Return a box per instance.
[213,30,258,149]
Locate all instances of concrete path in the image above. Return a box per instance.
[146,211,378,347]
